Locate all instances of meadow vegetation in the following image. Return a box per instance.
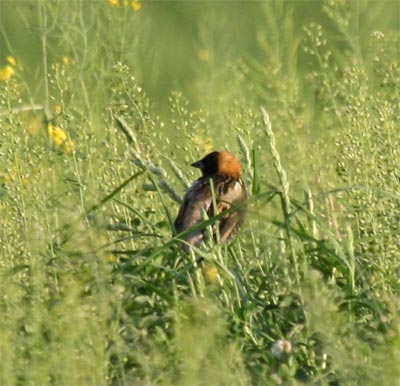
[0,1,400,385]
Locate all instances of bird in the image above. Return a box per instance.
[174,151,247,251]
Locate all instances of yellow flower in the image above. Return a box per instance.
[108,255,118,263]
[64,140,77,154]
[0,65,15,81]
[192,135,214,153]
[131,0,142,11]
[108,0,120,6]
[198,49,210,62]
[48,124,67,145]
[6,56,17,67]
[203,265,219,283]
[62,56,71,65]
[54,104,63,114]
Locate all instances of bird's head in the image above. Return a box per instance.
[191,151,242,179]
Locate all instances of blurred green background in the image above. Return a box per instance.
[1,0,399,120]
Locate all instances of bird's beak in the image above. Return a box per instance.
[191,160,203,169]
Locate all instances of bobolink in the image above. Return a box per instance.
[174,151,247,251]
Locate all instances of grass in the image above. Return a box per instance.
[1,1,400,385]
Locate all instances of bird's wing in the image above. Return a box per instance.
[174,179,212,248]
